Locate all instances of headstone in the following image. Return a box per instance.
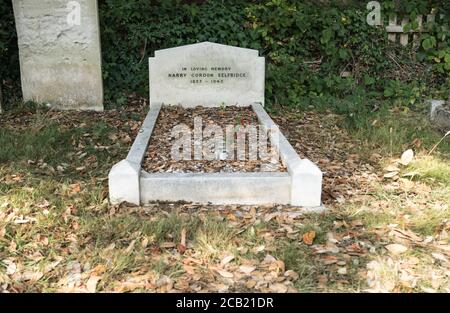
[12,0,103,110]
[430,100,450,131]
[149,42,265,107]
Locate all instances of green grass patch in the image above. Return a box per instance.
[407,156,450,185]
[351,108,450,157]
[0,123,79,165]
[274,242,318,292]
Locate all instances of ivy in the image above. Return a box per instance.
[0,0,449,108]
[0,0,21,108]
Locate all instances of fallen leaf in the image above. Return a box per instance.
[400,149,414,166]
[252,245,265,253]
[385,243,408,255]
[180,228,186,247]
[402,171,419,178]
[302,231,316,245]
[125,240,136,253]
[390,228,423,242]
[90,264,106,276]
[69,183,81,195]
[4,260,16,275]
[314,243,340,254]
[264,213,278,222]
[86,276,101,293]
[14,218,32,224]
[156,275,173,292]
[431,252,448,263]
[323,255,338,265]
[262,254,277,264]
[245,280,257,289]
[160,242,175,249]
[269,283,288,293]
[284,270,299,281]
[220,255,235,267]
[383,171,399,179]
[43,258,63,274]
[216,269,234,278]
[177,244,186,254]
[183,257,203,265]
[385,165,400,172]
[317,274,328,289]
[183,264,196,275]
[421,286,436,293]
[239,265,256,274]
[18,270,44,282]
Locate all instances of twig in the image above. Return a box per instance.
[138,38,148,65]
[428,131,450,156]
[386,51,402,70]
[303,57,323,64]
[180,228,186,247]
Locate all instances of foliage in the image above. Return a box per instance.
[0,0,449,108]
[384,0,450,96]
[0,0,21,108]
[98,0,450,107]
[98,0,258,105]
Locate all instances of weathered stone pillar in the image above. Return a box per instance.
[12,0,103,111]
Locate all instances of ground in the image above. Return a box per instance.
[143,105,284,173]
[0,99,449,293]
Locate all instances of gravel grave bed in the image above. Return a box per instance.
[143,106,286,173]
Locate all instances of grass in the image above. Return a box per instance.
[407,155,450,185]
[194,219,239,262]
[274,243,318,291]
[343,182,449,237]
[0,122,76,165]
[351,107,450,157]
[0,101,449,292]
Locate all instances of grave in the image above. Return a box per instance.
[12,0,103,110]
[109,42,323,207]
[429,100,450,132]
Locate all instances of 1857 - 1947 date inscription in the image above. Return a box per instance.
[167,66,248,84]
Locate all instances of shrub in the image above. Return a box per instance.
[0,0,21,109]
[0,0,449,107]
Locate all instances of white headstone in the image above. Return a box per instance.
[149,42,265,107]
[12,0,103,110]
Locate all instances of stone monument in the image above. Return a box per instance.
[12,0,103,110]
[109,42,323,208]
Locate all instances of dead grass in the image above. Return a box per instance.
[407,155,450,185]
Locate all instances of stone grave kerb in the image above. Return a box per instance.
[109,42,323,208]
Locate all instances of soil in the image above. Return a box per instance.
[143,106,287,173]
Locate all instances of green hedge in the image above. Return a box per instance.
[0,0,21,108]
[1,0,449,108]
[98,0,450,107]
